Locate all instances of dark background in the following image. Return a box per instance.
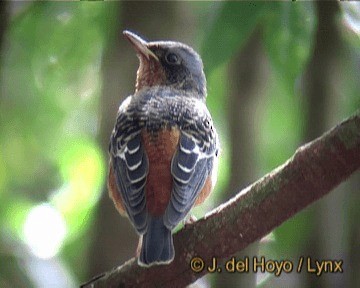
[0,2,359,287]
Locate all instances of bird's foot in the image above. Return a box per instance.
[184,214,198,226]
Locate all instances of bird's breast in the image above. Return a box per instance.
[141,127,180,216]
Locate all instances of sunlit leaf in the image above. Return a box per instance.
[263,2,316,94]
[340,3,360,68]
[0,3,112,198]
[201,2,267,73]
[52,138,105,239]
[341,2,360,37]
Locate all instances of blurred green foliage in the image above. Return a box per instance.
[0,1,117,284]
[0,1,359,287]
[202,2,266,73]
[263,2,316,94]
[202,2,359,286]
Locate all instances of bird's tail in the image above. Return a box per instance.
[138,216,174,266]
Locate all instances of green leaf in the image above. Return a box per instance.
[1,2,116,191]
[52,137,105,240]
[263,2,316,93]
[201,2,267,73]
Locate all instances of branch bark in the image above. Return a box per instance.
[82,110,360,288]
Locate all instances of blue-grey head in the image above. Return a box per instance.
[123,30,207,99]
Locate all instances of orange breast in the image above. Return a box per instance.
[142,128,180,216]
[194,174,213,206]
[108,128,214,219]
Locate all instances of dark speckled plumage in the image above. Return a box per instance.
[110,86,217,157]
[108,31,219,267]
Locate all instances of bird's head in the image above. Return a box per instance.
[123,30,207,99]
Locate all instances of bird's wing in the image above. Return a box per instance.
[109,96,148,234]
[164,103,218,230]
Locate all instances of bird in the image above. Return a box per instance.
[107,30,219,267]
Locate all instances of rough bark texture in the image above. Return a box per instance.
[82,111,360,288]
[302,3,344,287]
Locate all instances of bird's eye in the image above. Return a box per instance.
[165,52,179,65]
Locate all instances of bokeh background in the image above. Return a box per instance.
[0,2,359,288]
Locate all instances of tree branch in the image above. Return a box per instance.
[82,110,360,288]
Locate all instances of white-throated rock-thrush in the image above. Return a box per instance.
[108,30,219,266]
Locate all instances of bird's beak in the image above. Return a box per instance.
[123,30,159,61]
